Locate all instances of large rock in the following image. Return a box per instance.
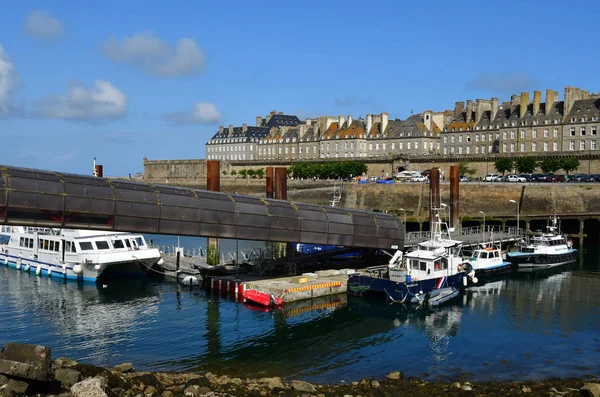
[55,368,81,389]
[5,378,30,394]
[0,374,7,385]
[258,377,286,390]
[113,362,134,373]
[184,385,211,396]
[54,357,79,368]
[0,343,51,381]
[581,383,600,397]
[386,371,404,380]
[291,380,316,393]
[71,377,108,397]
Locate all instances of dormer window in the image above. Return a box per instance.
[571,117,577,122]
[581,117,587,122]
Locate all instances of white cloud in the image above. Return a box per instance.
[164,102,222,125]
[36,80,128,120]
[101,32,206,77]
[0,45,21,117]
[24,10,63,40]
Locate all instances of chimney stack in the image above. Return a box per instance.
[466,100,474,123]
[242,123,248,133]
[519,92,530,118]
[219,125,224,134]
[305,118,311,125]
[256,116,262,127]
[423,111,432,131]
[228,125,234,136]
[546,89,557,115]
[298,124,308,139]
[475,99,485,124]
[366,114,373,134]
[491,97,499,120]
[381,112,389,135]
[338,115,345,127]
[510,94,520,113]
[532,91,541,116]
[347,114,353,126]
[564,86,582,115]
[454,101,465,120]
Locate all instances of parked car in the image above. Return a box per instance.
[459,175,468,182]
[553,175,566,182]
[411,175,429,182]
[484,174,500,182]
[506,174,526,182]
[568,174,588,182]
[519,174,535,182]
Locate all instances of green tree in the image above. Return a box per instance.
[222,170,228,176]
[559,158,580,175]
[457,161,476,176]
[515,157,538,174]
[494,158,514,175]
[255,168,265,179]
[539,158,561,173]
[231,170,237,178]
[246,169,256,178]
[239,169,247,178]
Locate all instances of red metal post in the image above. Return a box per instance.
[429,168,440,223]
[450,165,459,229]
[266,167,274,198]
[206,160,220,192]
[274,167,287,200]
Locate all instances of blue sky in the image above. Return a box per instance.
[1,0,598,176]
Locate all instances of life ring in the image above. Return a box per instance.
[457,264,463,272]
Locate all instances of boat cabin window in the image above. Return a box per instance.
[19,237,34,249]
[410,259,419,269]
[65,241,76,253]
[135,237,145,247]
[113,239,125,249]
[79,242,93,251]
[419,261,427,271]
[124,239,132,249]
[441,257,448,269]
[493,251,499,258]
[96,241,110,250]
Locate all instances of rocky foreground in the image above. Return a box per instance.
[1,343,599,397]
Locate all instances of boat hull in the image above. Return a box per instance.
[0,251,160,283]
[507,249,578,268]
[347,273,465,304]
[474,262,515,278]
[243,289,283,307]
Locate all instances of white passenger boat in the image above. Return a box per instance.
[507,216,577,269]
[0,226,162,283]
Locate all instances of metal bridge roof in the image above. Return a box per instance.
[0,165,404,249]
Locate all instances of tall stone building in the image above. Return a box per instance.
[441,87,600,157]
[206,86,600,164]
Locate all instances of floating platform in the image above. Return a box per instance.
[207,269,354,303]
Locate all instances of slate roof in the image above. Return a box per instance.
[265,114,301,128]
[337,119,366,139]
[565,98,600,119]
[209,126,270,142]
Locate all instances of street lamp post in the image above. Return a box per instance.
[479,210,485,242]
[509,199,520,237]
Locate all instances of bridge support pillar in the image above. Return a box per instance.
[266,167,274,198]
[207,160,221,265]
[449,165,459,229]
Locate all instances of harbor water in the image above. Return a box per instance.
[0,236,599,383]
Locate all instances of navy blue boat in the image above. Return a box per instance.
[348,217,470,306]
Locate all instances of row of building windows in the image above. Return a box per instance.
[500,140,597,153]
[207,145,253,153]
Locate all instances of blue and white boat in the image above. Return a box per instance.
[464,243,514,279]
[347,214,471,306]
[0,226,162,283]
[507,216,577,269]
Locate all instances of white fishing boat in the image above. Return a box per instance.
[348,212,475,307]
[0,226,162,283]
